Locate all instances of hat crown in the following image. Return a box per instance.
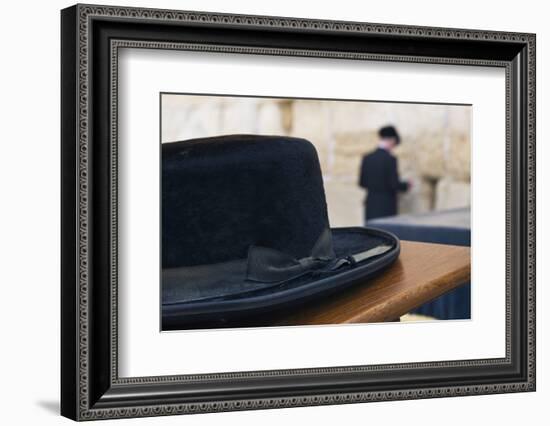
[162,135,330,268]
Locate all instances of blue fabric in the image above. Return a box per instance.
[369,208,471,320]
[367,224,470,247]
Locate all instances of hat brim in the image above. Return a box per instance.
[162,226,400,330]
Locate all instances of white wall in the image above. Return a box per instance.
[0,0,547,425]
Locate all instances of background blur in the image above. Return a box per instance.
[161,94,471,227]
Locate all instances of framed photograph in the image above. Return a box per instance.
[61,4,536,421]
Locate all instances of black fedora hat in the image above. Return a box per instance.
[379,125,401,144]
[162,135,400,329]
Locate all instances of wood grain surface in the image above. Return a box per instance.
[271,240,471,325]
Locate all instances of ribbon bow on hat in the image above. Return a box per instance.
[246,228,394,284]
[246,228,352,283]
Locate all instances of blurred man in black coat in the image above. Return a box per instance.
[359,125,410,222]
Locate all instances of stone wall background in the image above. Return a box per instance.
[162,95,471,227]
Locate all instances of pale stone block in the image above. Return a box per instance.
[162,102,223,142]
[323,180,364,227]
[398,176,434,214]
[331,131,378,177]
[161,103,191,143]
[390,103,446,138]
[278,100,294,134]
[393,142,418,177]
[333,131,378,156]
[257,101,285,135]
[330,102,390,134]
[445,133,471,181]
[219,101,258,134]
[434,178,471,210]
[413,132,446,179]
[447,106,472,134]
[290,100,331,172]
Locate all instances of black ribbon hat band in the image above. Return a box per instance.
[246,228,354,283]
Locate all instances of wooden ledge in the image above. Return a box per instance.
[271,240,471,325]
